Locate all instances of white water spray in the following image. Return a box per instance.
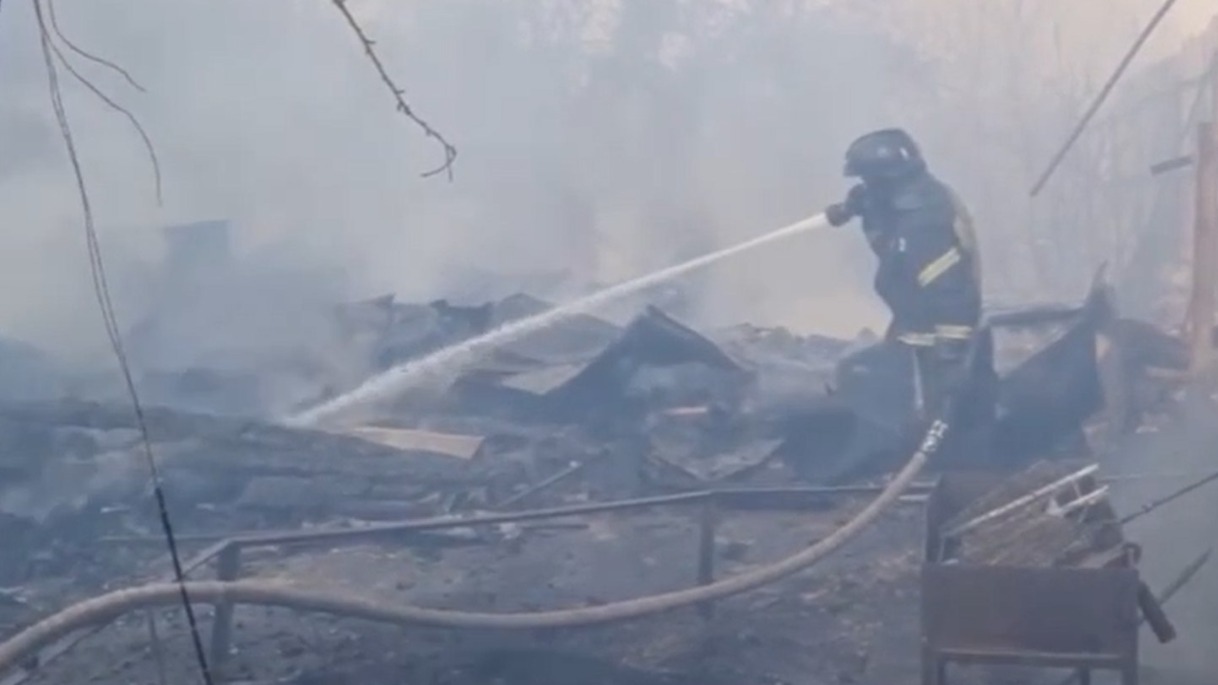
[287,212,829,426]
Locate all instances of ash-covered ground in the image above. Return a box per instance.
[19,505,924,685]
[0,277,1209,685]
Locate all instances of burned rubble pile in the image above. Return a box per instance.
[0,280,1188,593]
[0,400,547,584]
[0,270,1205,685]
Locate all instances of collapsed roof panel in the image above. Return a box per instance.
[455,306,750,423]
[495,363,589,397]
[992,314,1105,463]
[490,296,620,365]
[783,280,1117,485]
[552,306,744,400]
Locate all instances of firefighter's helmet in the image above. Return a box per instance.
[843,128,926,179]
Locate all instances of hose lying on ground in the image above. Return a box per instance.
[8,327,987,679]
[0,429,940,675]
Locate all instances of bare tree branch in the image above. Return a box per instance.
[47,0,147,93]
[330,0,458,180]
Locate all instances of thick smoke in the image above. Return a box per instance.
[0,0,1202,389]
[0,0,893,377]
[0,0,1217,671]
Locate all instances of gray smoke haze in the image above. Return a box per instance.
[0,0,903,377]
[3,1,1218,673]
[0,0,1198,382]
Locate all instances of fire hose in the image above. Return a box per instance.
[0,418,951,674]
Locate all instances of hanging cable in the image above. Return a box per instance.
[46,0,147,93]
[1029,0,1183,197]
[30,1,214,683]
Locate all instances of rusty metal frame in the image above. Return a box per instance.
[922,475,1141,685]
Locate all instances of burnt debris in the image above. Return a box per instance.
[0,277,1187,599]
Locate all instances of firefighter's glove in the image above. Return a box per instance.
[825,184,865,227]
[825,202,853,227]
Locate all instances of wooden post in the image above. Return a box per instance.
[1188,107,1218,374]
[696,496,717,619]
[208,543,242,679]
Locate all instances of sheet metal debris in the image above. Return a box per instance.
[341,426,487,460]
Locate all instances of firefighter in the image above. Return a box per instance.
[824,128,983,419]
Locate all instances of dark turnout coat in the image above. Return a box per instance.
[854,171,982,347]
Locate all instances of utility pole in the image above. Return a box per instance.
[1188,54,1218,374]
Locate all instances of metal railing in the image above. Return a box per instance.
[11,482,913,681]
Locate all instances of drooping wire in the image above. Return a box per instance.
[46,39,163,204]
[46,0,146,93]
[1029,0,1183,197]
[30,1,214,683]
